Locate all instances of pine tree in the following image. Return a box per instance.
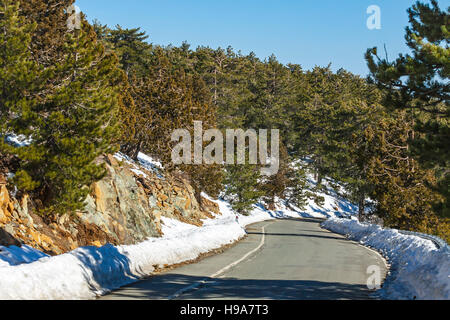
[90,22,139,155]
[9,7,123,214]
[290,67,381,190]
[127,46,187,161]
[179,73,224,203]
[124,46,224,203]
[0,0,40,145]
[366,0,449,218]
[358,111,447,240]
[224,163,264,215]
[261,144,308,210]
[285,162,309,211]
[18,0,74,67]
[108,25,152,76]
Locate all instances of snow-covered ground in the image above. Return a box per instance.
[4,134,32,148]
[114,152,164,178]
[322,218,450,300]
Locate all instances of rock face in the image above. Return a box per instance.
[0,155,219,255]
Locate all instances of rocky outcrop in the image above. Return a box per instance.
[0,154,220,255]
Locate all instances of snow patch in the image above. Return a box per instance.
[4,134,32,147]
[322,218,450,300]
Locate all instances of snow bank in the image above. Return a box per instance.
[322,218,450,300]
[0,191,281,300]
[0,245,48,267]
[0,152,278,300]
[0,216,247,299]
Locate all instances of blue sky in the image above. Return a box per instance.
[75,0,448,76]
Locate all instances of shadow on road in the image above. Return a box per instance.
[107,273,376,300]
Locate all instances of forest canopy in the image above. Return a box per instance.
[0,0,448,241]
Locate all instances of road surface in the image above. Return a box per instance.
[101,218,387,300]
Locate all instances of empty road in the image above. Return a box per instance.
[101,218,387,300]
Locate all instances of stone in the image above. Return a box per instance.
[20,195,29,216]
[0,154,216,254]
[158,194,168,202]
[29,229,41,244]
[201,196,221,215]
[93,182,107,214]
[107,154,119,167]
[91,240,102,247]
[4,223,14,235]
[185,197,191,210]
[0,227,21,247]
[58,214,69,226]
[148,195,158,208]
[0,185,10,213]
[0,208,8,224]
[173,186,182,194]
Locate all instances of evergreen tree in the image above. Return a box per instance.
[89,22,140,154]
[284,162,309,211]
[9,7,123,214]
[357,111,448,240]
[291,67,382,190]
[224,163,264,215]
[18,0,74,67]
[261,144,308,210]
[108,25,152,76]
[179,74,224,203]
[366,0,449,218]
[0,0,40,147]
[124,46,224,203]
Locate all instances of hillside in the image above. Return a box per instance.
[0,153,219,254]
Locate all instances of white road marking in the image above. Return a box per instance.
[167,221,274,300]
[356,243,390,270]
[211,222,273,278]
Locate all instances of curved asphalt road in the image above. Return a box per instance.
[102,218,387,300]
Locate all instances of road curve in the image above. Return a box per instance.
[101,218,387,300]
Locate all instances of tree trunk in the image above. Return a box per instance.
[131,140,143,161]
[317,171,323,186]
[316,158,323,185]
[358,195,365,221]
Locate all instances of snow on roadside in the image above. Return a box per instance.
[0,187,317,300]
[0,191,281,300]
[0,210,247,299]
[322,218,450,300]
[0,245,48,267]
[0,153,357,300]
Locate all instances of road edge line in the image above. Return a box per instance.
[211,221,273,278]
[167,221,274,300]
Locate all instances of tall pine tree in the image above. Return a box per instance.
[366,0,449,218]
[8,4,123,214]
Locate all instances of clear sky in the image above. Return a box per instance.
[75,0,448,76]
